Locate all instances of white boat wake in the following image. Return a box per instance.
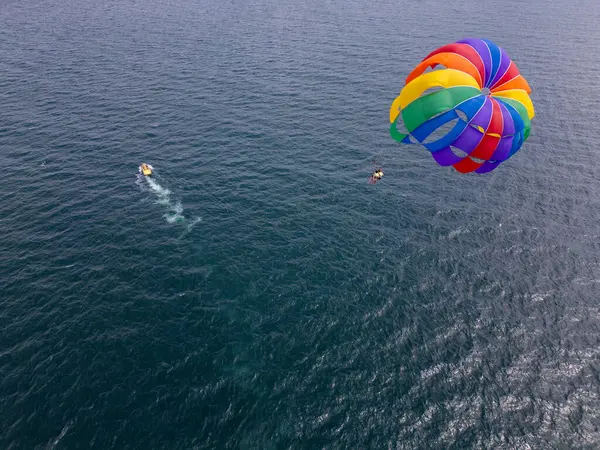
[137,166,201,228]
[145,177,185,223]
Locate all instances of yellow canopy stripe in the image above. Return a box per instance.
[492,89,535,119]
[390,69,480,123]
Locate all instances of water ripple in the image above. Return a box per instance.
[2,0,600,448]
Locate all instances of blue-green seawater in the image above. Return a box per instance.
[2,0,600,448]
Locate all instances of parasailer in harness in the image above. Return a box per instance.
[369,168,384,184]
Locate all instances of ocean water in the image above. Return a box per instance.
[2,0,600,448]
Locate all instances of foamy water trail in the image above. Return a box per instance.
[178,216,203,239]
[187,216,202,230]
[46,420,73,450]
[145,177,185,223]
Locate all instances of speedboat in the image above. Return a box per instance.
[140,163,153,176]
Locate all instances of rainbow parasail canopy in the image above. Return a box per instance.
[389,38,534,173]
